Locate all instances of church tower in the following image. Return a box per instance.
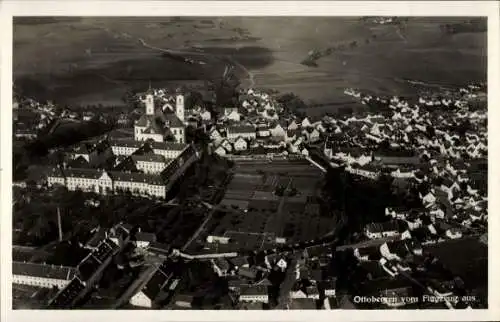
[145,92,154,115]
[175,93,185,123]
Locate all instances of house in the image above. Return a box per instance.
[237,267,258,280]
[213,145,227,157]
[224,107,239,116]
[13,261,76,289]
[354,246,381,262]
[239,285,269,303]
[400,230,412,240]
[364,221,402,239]
[276,258,288,272]
[211,258,231,277]
[234,137,248,151]
[227,110,241,122]
[227,125,256,141]
[324,278,337,297]
[200,110,212,121]
[257,126,271,137]
[173,294,194,308]
[269,123,286,138]
[422,191,437,207]
[308,128,321,143]
[286,130,298,143]
[228,256,250,270]
[290,284,320,300]
[380,240,411,261]
[445,227,463,239]
[288,120,299,131]
[135,232,157,248]
[129,262,173,308]
[301,117,312,128]
[209,128,223,144]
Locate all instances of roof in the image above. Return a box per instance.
[13,261,76,280]
[386,240,411,258]
[213,258,230,271]
[109,139,144,149]
[48,167,65,178]
[149,141,188,151]
[67,156,90,169]
[228,125,256,134]
[131,154,167,163]
[64,168,102,179]
[136,232,157,243]
[73,143,94,155]
[229,256,250,267]
[109,171,164,185]
[142,265,172,301]
[365,220,404,233]
[48,277,85,308]
[135,114,156,127]
[165,113,184,128]
[237,267,258,279]
[239,284,268,296]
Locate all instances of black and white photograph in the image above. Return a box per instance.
[1,1,498,320]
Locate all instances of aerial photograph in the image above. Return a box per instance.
[11,16,487,310]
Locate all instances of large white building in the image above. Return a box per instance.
[47,168,167,198]
[13,261,76,289]
[131,154,171,174]
[110,140,144,156]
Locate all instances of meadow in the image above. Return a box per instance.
[13,17,486,113]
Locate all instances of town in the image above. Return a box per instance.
[12,73,487,310]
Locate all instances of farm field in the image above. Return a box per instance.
[187,159,337,254]
[13,17,486,114]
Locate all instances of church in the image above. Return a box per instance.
[134,88,186,144]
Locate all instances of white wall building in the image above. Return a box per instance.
[13,261,76,289]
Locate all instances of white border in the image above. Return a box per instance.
[1,1,499,322]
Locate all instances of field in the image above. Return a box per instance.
[13,17,486,114]
[188,159,337,253]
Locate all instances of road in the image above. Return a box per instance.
[138,38,255,88]
[275,253,300,309]
[335,235,399,251]
[181,204,216,251]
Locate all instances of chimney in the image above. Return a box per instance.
[57,207,63,242]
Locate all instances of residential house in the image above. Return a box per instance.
[129,262,173,308]
[209,128,223,145]
[445,227,463,239]
[324,278,337,298]
[288,120,299,131]
[227,125,256,142]
[135,232,157,248]
[227,110,241,122]
[269,123,286,139]
[239,285,269,303]
[234,137,248,151]
[257,126,271,137]
[364,221,403,239]
[301,117,312,128]
[211,258,231,277]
